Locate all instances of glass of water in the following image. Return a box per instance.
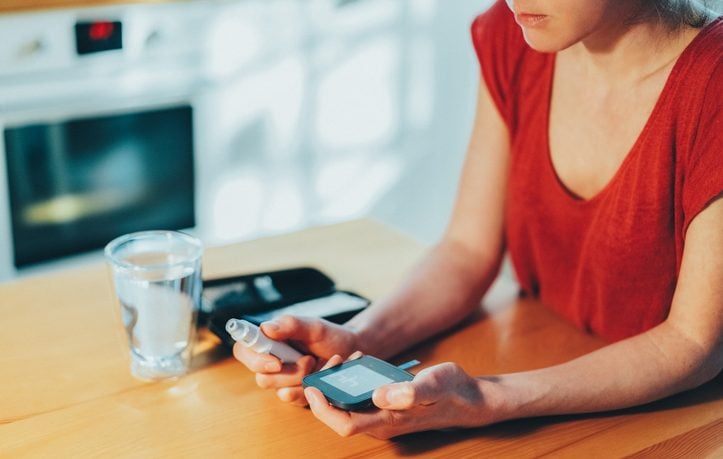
[105,230,203,380]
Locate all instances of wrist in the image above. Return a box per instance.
[473,376,511,425]
[344,305,400,358]
[477,375,528,424]
[475,373,546,425]
[345,320,383,357]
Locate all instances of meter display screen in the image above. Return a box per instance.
[320,365,393,397]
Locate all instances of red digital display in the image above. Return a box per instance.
[89,22,115,41]
[75,21,122,55]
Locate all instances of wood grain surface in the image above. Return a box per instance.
[0,219,720,458]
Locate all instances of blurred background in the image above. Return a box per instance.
[0,0,493,282]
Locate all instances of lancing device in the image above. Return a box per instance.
[225,318,303,364]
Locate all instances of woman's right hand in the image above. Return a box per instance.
[232,314,361,406]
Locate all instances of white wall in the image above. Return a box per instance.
[195,0,492,247]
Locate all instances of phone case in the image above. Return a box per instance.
[202,267,369,348]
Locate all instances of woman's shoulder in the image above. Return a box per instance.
[670,19,722,234]
[470,1,527,62]
[470,1,549,128]
[699,16,723,46]
[470,1,518,39]
[684,17,723,71]
[671,18,722,123]
[675,17,723,89]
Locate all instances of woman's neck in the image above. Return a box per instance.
[566,16,704,88]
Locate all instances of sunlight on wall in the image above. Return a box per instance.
[201,0,410,243]
[198,0,481,245]
[406,37,435,129]
[315,154,403,219]
[205,9,263,79]
[409,0,436,22]
[210,171,264,240]
[262,178,305,232]
[316,37,398,149]
[260,57,306,157]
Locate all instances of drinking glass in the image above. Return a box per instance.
[105,230,202,380]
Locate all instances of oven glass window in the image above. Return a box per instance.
[4,105,195,267]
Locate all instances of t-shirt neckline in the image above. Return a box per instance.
[542,17,722,206]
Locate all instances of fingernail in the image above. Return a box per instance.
[385,386,411,405]
[265,361,281,372]
[262,321,279,333]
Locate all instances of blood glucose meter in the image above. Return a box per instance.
[303,355,416,411]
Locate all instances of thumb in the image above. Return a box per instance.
[260,315,323,343]
[373,363,462,410]
[372,380,438,410]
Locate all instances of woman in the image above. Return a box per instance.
[235,0,723,438]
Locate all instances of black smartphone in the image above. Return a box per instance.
[202,267,370,348]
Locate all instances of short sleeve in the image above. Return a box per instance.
[470,0,528,129]
[683,59,723,233]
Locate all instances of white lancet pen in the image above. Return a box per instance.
[226,318,303,364]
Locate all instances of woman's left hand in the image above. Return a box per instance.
[303,359,502,439]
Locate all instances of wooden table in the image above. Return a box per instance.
[1,219,721,457]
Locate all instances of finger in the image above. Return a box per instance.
[319,354,344,371]
[233,342,282,373]
[305,387,397,437]
[260,315,327,344]
[304,387,358,437]
[276,387,308,406]
[372,382,418,410]
[373,363,455,409]
[255,355,316,389]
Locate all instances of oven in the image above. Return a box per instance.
[0,3,212,280]
[3,103,195,268]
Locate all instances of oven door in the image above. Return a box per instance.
[2,102,195,269]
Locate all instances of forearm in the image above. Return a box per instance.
[347,239,503,359]
[484,320,722,423]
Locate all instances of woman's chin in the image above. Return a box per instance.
[520,30,576,53]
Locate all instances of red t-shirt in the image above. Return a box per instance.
[471,1,723,341]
